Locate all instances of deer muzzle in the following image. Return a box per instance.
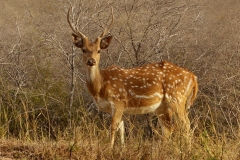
[86,58,96,66]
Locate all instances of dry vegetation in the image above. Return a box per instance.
[0,0,240,159]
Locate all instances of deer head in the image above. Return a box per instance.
[67,7,113,67]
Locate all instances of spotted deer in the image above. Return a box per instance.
[67,8,198,148]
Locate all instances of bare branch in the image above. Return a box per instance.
[99,7,114,38]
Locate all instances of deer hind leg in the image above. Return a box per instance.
[155,106,173,138]
[178,110,191,134]
[184,90,195,133]
[177,93,193,135]
[170,100,190,134]
[175,101,193,148]
[168,98,192,143]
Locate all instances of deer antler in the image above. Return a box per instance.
[99,7,114,38]
[67,7,86,38]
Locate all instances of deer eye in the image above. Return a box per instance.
[98,50,101,53]
[82,49,86,53]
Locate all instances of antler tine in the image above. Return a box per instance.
[67,7,86,38]
[100,7,114,38]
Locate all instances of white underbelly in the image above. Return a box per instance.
[124,101,161,114]
[95,96,162,115]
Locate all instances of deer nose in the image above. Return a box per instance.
[86,58,96,66]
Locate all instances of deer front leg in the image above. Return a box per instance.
[118,120,125,146]
[110,107,124,148]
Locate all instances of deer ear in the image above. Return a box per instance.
[72,33,83,48]
[100,36,112,49]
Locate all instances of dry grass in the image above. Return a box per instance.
[1,129,240,159]
[1,0,240,159]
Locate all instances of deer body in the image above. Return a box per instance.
[90,61,197,114]
[86,60,198,147]
[67,8,198,148]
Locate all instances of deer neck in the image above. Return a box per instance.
[86,66,102,97]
